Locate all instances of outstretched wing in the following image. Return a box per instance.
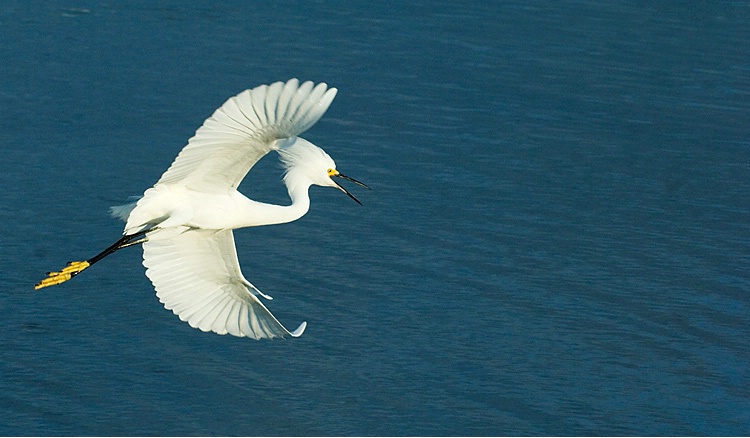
[142,229,306,339]
[157,78,337,192]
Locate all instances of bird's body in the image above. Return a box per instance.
[36,79,368,340]
[122,179,300,233]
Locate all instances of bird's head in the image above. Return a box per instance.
[278,138,370,204]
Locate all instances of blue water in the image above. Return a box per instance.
[1,1,749,435]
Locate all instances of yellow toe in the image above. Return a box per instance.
[35,261,90,290]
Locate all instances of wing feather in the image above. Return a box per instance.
[156,79,337,192]
[233,90,263,129]
[249,85,269,127]
[192,292,232,332]
[274,79,299,122]
[264,81,283,125]
[143,229,305,339]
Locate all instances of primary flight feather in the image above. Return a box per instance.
[35,79,369,340]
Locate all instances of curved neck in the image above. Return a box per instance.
[247,178,311,227]
[234,172,313,228]
[282,180,312,224]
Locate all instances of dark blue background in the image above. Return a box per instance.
[1,1,748,435]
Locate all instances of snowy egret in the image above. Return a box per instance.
[35,79,369,339]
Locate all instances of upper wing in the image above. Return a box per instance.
[142,229,306,339]
[156,79,337,192]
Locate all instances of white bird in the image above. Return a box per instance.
[35,79,369,340]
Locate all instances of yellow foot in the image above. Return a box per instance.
[34,261,91,290]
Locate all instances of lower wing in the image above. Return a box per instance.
[142,229,306,339]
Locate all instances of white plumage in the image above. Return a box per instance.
[143,229,305,339]
[153,80,336,192]
[35,79,369,340]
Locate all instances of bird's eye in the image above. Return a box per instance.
[327,168,336,176]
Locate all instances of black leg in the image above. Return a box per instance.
[35,228,154,290]
[87,229,150,266]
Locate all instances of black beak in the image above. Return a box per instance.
[332,172,370,205]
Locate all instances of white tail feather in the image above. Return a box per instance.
[109,199,140,222]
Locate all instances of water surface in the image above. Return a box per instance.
[1,1,748,435]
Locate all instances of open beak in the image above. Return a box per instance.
[330,170,370,205]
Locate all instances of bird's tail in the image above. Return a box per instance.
[109,197,141,222]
